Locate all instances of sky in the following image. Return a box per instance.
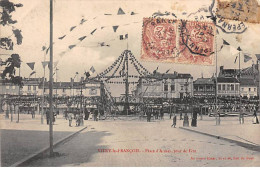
[1,0,260,96]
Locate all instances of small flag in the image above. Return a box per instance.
[131,12,137,15]
[42,46,46,51]
[244,54,252,62]
[26,62,35,70]
[216,28,219,35]
[29,71,36,77]
[80,18,87,25]
[70,26,76,31]
[85,71,90,78]
[165,69,170,73]
[234,55,238,63]
[117,7,125,15]
[91,28,97,35]
[58,35,66,40]
[220,45,224,51]
[46,46,50,54]
[78,36,87,41]
[41,61,49,68]
[101,26,105,29]
[223,39,230,45]
[237,46,242,51]
[153,66,159,74]
[90,66,95,73]
[119,34,128,40]
[69,45,76,49]
[113,25,119,32]
[255,54,260,60]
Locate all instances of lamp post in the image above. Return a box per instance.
[48,0,54,157]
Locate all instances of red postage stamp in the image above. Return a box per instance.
[141,18,178,61]
[141,18,215,65]
[178,20,215,65]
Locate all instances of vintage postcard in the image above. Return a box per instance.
[1,0,260,167]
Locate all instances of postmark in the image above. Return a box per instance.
[178,20,215,65]
[217,0,260,23]
[141,18,178,61]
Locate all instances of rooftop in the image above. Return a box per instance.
[217,77,239,83]
[194,78,214,85]
[240,78,257,86]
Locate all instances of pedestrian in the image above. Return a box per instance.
[75,114,80,126]
[147,110,151,122]
[191,109,198,127]
[46,109,50,125]
[183,113,189,127]
[68,112,73,127]
[253,109,259,124]
[171,114,177,128]
[94,109,98,121]
[180,112,183,120]
[84,109,89,120]
[65,110,68,120]
[31,109,35,119]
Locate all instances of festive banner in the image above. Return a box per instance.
[117,7,125,15]
[26,62,35,70]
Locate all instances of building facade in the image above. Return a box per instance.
[240,78,257,98]
[135,72,193,98]
[217,77,240,97]
[193,78,215,98]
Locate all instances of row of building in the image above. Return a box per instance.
[0,65,259,100]
[134,65,258,99]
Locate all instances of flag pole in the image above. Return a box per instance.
[41,55,46,124]
[49,0,54,156]
[239,50,242,123]
[215,30,218,122]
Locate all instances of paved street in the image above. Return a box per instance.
[0,113,86,167]
[23,117,260,167]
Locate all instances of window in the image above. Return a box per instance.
[6,86,10,90]
[254,88,256,92]
[231,84,234,91]
[227,84,231,91]
[28,85,31,91]
[206,86,211,91]
[222,84,226,90]
[12,86,16,89]
[235,84,238,91]
[241,88,244,91]
[218,84,221,91]
[33,86,36,91]
[171,85,175,92]
[44,88,46,92]
[63,88,66,93]
[181,86,184,91]
[164,84,168,91]
[249,88,251,92]
[199,86,204,91]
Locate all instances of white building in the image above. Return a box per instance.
[135,72,193,98]
[240,78,257,98]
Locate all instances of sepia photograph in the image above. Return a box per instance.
[0,0,260,167]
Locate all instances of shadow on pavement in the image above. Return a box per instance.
[1,129,73,167]
[23,130,112,167]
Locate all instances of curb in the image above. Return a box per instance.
[10,126,88,167]
[179,127,260,151]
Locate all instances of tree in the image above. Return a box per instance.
[0,0,23,86]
